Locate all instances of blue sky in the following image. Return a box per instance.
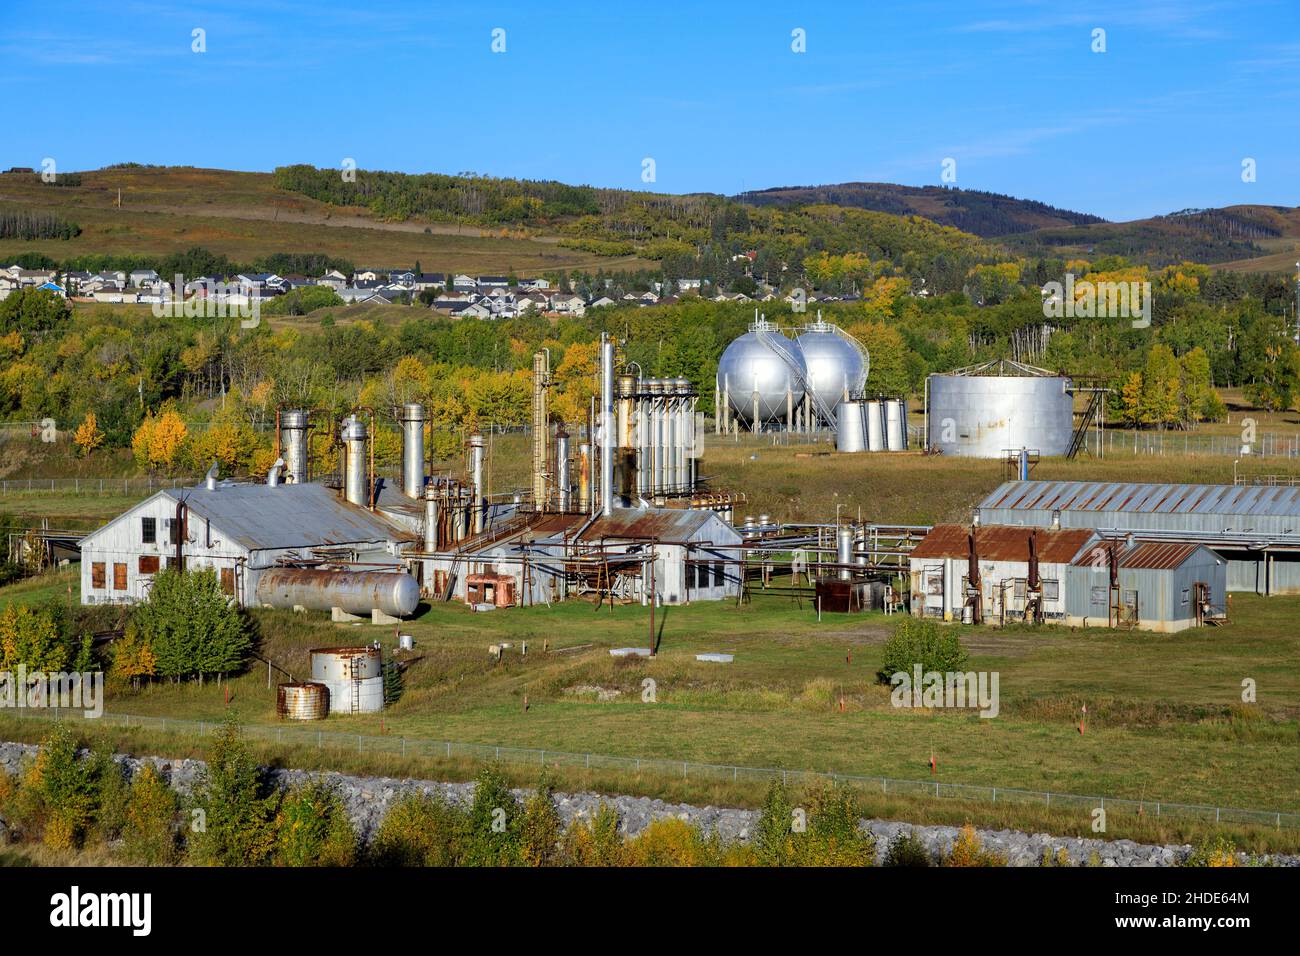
[3,0,1297,221]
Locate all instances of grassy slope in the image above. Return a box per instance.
[0,167,655,273]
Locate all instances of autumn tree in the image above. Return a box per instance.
[72,410,104,457]
[131,407,188,473]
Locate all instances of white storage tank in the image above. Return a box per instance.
[716,317,807,427]
[865,400,886,451]
[884,399,908,451]
[835,401,867,452]
[309,646,384,714]
[927,361,1073,457]
[796,318,868,421]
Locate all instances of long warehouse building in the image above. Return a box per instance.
[975,480,1300,595]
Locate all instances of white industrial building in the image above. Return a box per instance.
[79,481,412,608]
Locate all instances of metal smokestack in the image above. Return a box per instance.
[556,428,571,511]
[266,457,285,486]
[400,403,426,499]
[341,416,368,507]
[599,333,615,516]
[837,525,854,581]
[279,409,310,484]
[577,441,591,513]
[424,484,439,551]
[532,351,550,508]
[469,430,486,534]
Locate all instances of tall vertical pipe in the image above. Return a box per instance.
[532,351,549,509]
[600,333,615,516]
[469,430,486,533]
[423,485,440,551]
[341,415,368,507]
[577,441,591,513]
[279,410,310,484]
[556,429,571,511]
[837,525,854,581]
[400,402,425,499]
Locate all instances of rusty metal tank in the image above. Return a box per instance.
[277,682,329,720]
[255,568,419,617]
[309,646,385,714]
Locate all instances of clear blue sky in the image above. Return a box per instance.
[4,0,1296,221]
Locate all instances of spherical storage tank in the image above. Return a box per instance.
[717,319,806,426]
[796,322,867,415]
[927,370,1074,457]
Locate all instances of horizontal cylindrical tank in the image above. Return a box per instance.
[836,401,867,453]
[277,682,329,720]
[927,374,1074,457]
[255,569,419,617]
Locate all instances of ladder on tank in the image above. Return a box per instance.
[348,654,364,714]
[1067,389,1106,460]
[752,323,839,427]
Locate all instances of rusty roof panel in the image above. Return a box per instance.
[910,524,1094,563]
[1070,540,1206,570]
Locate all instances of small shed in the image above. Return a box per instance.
[1064,539,1226,632]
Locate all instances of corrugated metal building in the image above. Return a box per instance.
[975,480,1300,595]
[425,507,744,606]
[1064,538,1226,632]
[79,483,412,607]
[908,524,1095,622]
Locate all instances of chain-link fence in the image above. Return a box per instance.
[0,476,193,496]
[5,706,1296,831]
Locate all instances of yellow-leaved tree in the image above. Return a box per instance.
[132,408,189,473]
[72,410,104,457]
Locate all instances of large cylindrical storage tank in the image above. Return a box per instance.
[796,323,867,421]
[927,373,1074,457]
[277,682,329,720]
[716,323,806,427]
[884,399,906,451]
[835,401,867,452]
[309,647,384,714]
[865,400,886,452]
[255,569,420,618]
[341,415,368,506]
[400,403,425,499]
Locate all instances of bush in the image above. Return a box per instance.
[188,717,276,866]
[518,780,563,867]
[30,724,100,850]
[89,749,130,845]
[132,568,252,683]
[793,782,876,866]
[1185,836,1240,867]
[274,781,356,867]
[369,791,465,866]
[877,617,969,684]
[462,764,521,866]
[625,818,723,867]
[752,781,797,866]
[883,831,932,867]
[558,803,625,866]
[122,765,179,865]
[943,824,1007,867]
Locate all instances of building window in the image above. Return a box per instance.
[138,555,159,574]
[1181,587,1190,606]
[91,562,105,589]
[141,516,156,544]
[1013,578,1027,601]
[220,567,235,595]
[1043,579,1059,602]
[113,563,127,591]
[713,561,725,587]
[1090,586,1107,607]
[166,518,182,545]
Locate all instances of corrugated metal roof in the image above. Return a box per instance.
[579,508,736,543]
[162,483,411,552]
[910,524,1094,562]
[1070,539,1208,570]
[979,480,1300,517]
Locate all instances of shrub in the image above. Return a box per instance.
[274,781,356,867]
[188,717,276,866]
[89,749,131,844]
[943,824,1007,867]
[793,782,876,866]
[559,803,626,866]
[752,781,797,866]
[462,764,521,866]
[122,765,179,865]
[30,724,99,850]
[518,780,563,867]
[625,818,722,867]
[370,791,465,866]
[1039,847,1073,867]
[877,617,969,684]
[883,831,932,867]
[1185,836,1240,868]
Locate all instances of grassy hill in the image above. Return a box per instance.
[736,182,1106,237]
[1002,204,1300,269]
[0,166,658,274]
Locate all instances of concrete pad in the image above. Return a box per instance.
[696,653,734,663]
